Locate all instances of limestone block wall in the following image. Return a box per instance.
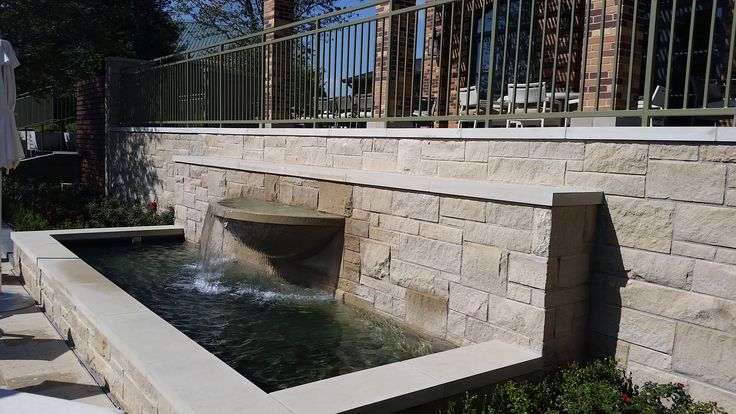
[14,248,168,414]
[107,129,736,410]
[157,161,596,367]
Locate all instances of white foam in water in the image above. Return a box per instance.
[233,285,332,303]
[174,259,234,295]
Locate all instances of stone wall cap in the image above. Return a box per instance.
[111,126,736,142]
[174,156,603,207]
[271,340,541,414]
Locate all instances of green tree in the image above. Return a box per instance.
[0,0,181,93]
[171,0,346,39]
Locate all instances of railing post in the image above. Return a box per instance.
[640,0,658,126]
[219,43,224,127]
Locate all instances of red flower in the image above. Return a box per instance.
[46,211,53,218]
[677,383,685,389]
[622,394,631,403]
[149,200,158,211]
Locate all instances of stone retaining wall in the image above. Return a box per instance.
[107,130,736,410]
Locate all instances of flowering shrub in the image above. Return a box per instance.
[445,359,727,414]
[2,175,173,231]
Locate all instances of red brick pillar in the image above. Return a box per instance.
[75,76,106,190]
[581,0,639,112]
[372,0,417,125]
[420,0,496,127]
[264,0,295,123]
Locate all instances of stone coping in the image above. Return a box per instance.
[12,226,543,414]
[111,126,736,142]
[213,198,345,226]
[174,156,603,207]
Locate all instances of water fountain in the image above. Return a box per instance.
[202,198,345,293]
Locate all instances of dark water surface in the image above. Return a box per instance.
[71,242,451,392]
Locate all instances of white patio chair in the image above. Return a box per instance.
[458,85,502,128]
[505,82,551,127]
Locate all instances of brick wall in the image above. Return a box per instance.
[75,76,106,189]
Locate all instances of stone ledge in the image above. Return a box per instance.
[173,156,603,207]
[270,340,541,414]
[111,126,736,142]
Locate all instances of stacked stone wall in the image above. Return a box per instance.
[107,131,736,410]
[14,250,169,414]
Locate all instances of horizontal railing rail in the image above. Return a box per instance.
[119,0,736,128]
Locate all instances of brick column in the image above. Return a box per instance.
[75,76,106,190]
[421,0,491,127]
[372,0,417,126]
[581,0,639,114]
[264,0,295,123]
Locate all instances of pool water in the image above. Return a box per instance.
[71,242,451,392]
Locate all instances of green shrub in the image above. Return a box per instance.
[2,175,174,231]
[445,358,727,414]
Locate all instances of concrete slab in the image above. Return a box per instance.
[0,389,122,414]
[0,274,117,411]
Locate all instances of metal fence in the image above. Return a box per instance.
[15,92,76,131]
[119,0,736,128]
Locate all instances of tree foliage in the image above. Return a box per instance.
[0,0,181,93]
[171,0,345,39]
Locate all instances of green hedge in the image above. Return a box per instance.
[2,175,173,231]
[446,359,727,414]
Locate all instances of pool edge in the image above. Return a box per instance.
[12,226,542,414]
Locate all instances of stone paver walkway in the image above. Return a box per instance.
[0,266,119,411]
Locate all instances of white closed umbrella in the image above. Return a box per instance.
[0,38,32,312]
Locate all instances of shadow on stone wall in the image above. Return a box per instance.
[587,198,626,361]
[106,132,163,204]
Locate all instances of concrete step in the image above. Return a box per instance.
[0,389,124,414]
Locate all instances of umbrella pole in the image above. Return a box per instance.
[0,170,35,312]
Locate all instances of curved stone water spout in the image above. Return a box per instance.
[206,198,345,292]
[210,198,344,260]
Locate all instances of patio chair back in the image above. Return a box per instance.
[508,82,546,107]
[317,97,334,115]
[355,94,373,116]
[651,85,667,109]
[335,96,354,116]
[459,85,479,108]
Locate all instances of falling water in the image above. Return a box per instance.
[191,206,230,294]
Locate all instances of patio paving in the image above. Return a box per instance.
[0,263,120,411]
